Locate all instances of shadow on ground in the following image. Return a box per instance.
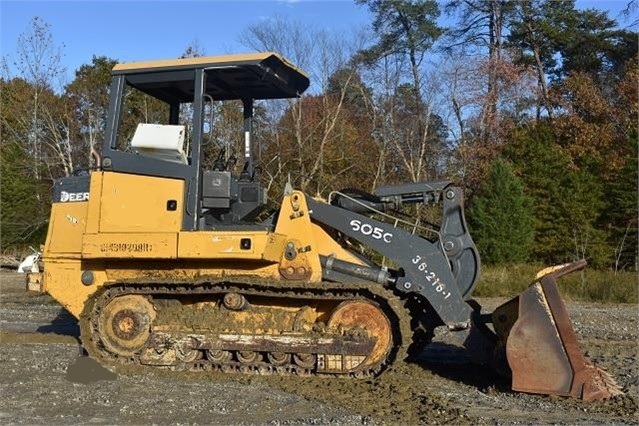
[36,308,80,339]
[412,341,512,394]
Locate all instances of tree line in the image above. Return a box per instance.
[1,1,637,272]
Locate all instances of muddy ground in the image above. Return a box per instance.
[0,270,637,425]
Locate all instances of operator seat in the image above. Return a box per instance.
[130,123,188,164]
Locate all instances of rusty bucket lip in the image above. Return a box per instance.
[504,259,623,401]
[536,259,588,281]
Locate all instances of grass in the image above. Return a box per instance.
[473,263,638,304]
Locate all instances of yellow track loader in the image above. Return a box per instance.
[35,52,621,401]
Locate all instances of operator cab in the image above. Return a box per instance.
[101,52,310,230]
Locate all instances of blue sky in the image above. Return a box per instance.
[0,0,372,83]
[1,0,635,85]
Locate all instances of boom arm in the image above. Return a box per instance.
[307,182,480,329]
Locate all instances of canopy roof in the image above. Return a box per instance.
[112,52,310,102]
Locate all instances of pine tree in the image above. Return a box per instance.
[602,132,638,272]
[0,142,48,249]
[468,158,534,265]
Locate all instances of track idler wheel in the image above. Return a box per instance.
[494,261,623,401]
[98,295,156,357]
[327,300,392,368]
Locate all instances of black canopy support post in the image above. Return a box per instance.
[242,98,254,180]
[103,76,126,158]
[169,103,180,125]
[185,68,206,231]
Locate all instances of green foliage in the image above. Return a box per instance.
[468,158,534,265]
[474,263,638,304]
[355,0,447,183]
[0,142,49,249]
[601,131,639,272]
[505,122,614,267]
[326,66,373,119]
[65,55,117,166]
[507,0,568,72]
[508,0,637,84]
[356,0,442,61]
[0,77,53,251]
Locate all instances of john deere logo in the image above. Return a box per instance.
[60,191,89,202]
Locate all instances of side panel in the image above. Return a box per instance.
[42,174,94,317]
[84,172,103,234]
[96,172,184,233]
[44,174,91,257]
[80,171,185,259]
[101,261,283,283]
[177,231,286,261]
[45,202,89,256]
[44,259,107,318]
[83,233,178,258]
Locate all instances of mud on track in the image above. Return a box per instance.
[1,270,637,424]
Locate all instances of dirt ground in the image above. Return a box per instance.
[0,270,637,425]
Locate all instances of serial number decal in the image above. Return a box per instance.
[349,219,393,243]
[411,255,451,299]
[100,243,153,253]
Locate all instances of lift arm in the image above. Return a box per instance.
[306,183,479,329]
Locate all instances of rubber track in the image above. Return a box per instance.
[79,277,414,378]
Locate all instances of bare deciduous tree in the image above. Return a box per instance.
[12,17,67,180]
[240,16,374,197]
